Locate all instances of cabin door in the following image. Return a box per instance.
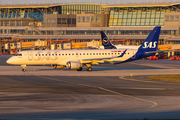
[28,51,33,60]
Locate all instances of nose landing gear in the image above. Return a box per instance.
[21,65,26,72]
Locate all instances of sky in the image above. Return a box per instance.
[1,0,179,5]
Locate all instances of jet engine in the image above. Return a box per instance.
[66,61,82,70]
[53,65,65,69]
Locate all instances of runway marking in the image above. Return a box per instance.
[28,74,158,109]
[113,87,167,90]
[119,76,180,85]
[98,87,157,108]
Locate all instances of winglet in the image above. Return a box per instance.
[100,31,117,49]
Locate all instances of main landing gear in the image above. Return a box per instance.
[86,67,92,71]
[21,65,26,72]
[86,64,92,71]
[76,64,92,71]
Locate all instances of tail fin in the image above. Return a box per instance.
[100,31,116,49]
[138,26,161,52]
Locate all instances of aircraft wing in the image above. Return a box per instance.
[57,49,127,65]
[79,49,127,65]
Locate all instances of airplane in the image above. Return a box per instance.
[100,31,140,49]
[6,26,161,72]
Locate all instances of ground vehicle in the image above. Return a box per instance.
[148,55,159,60]
[148,54,167,60]
[170,55,180,60]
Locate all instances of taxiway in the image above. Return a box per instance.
[1,56,180,119]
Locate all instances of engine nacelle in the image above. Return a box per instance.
[66,61,82,70]
[53,65,65,69]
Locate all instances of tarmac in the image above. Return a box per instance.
[1,55,180,119]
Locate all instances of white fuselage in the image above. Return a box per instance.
[99,45,140,49]
[7,49,138,66]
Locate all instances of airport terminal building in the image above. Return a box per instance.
[0,2,180,54]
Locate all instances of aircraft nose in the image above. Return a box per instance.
[6,57,14,64]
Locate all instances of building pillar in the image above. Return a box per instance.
[11,11,13,18]
[15,11,18,18]
[27,10,29,18]
[7,9,9,18]
[0,39,2,54]
[3,11,5,18]
[168,52,171,58]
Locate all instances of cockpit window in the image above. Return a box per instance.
[14,53,22,56]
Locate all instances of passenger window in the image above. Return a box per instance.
[69,54,71,55]
[76,53,78,55]
[96,53,98,55]
[99,53,101,55]
[65,54,67,55]
[49,54,51,56]
[80,53,81,55]
[72,54,74,55]
[35,54,37,56]
[108,53,110,55]
[90,53,92,55]
[59,54,61,56]
[105,53,107,55]
[102,53,104,55]
[62,54,64,56]
[56,54,57,56]
[93,53,95,55]
[87,53,88,55]
[46,54,47,56]
[42,54,44,56]
[39,54,41,56]
[111,53,113,55]
[52,54,54,56]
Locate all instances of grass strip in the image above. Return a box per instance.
[146,75,180,83]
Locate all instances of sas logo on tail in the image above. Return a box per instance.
[143,42,157,48]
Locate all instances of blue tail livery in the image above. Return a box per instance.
[138,26,161,52]
[115,26,161,64]
[100,31,117,49]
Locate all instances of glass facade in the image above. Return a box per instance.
[61,4,102,14]
[0,4,101,22]
[1,11,52,22]
[109,7,176,26]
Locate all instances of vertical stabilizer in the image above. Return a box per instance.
[100,31,117,49]
[138,26,161,52]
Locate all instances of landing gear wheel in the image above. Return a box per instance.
[77,67,83,71]
[53,65,57,69]
[22,68,26,72]
[86,67,92,71]
[21,65,26,72]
